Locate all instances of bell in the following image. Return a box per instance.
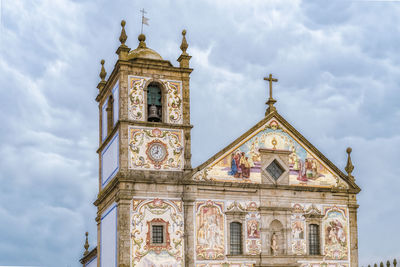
[148,104,161,122]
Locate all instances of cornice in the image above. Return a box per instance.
[96,122,120,154]
[79,246,97,264]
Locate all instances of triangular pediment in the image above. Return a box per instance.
[192,112,359,191]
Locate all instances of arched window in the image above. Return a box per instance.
[106,95,114,134]
[230,222,242,255]
[147,83,162,122]
[309,224,320,255]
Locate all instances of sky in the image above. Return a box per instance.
[0,0,399,266]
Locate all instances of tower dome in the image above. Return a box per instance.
[128,34,163,60]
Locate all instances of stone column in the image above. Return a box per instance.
[348,203,359,267]
[117,197,131,267]
[96,214,101,267]
[260,208,271,258]
[183,185,196,267]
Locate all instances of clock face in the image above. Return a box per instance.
[147,141,167,163]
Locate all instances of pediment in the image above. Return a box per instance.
[192,112,359,191]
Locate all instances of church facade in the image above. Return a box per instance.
[80,21,360,267]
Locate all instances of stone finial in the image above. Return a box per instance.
[84,232,89,256]
[180,29,188,55]
[116,20,130,60]
[380,262,384,267]
[177,29,191,68]
[138,33,146,48]
[97,59,107,92]
[119,20,128,46]
[99,59,106,82]
[393,259,397,267]
[345,147,354,180]
[387,261,391,267]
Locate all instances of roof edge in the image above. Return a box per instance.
[192,111,361,193]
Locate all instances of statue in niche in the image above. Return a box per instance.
[271,232,278,255]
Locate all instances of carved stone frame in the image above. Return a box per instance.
[144,79,168,123]
[260,148,291,185]
[225,210,246,256]
[304,213,323,256]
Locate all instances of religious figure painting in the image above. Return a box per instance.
[194,118,343,188]
[246,213,260,239]
[290,215,306,255]
[195,200,225,260]
[245,212,261,255]
[322,206,349,260]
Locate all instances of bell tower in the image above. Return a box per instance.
[93,20,192,267]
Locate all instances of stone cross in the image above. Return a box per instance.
[264,74,278,115]
[264,74,278,101]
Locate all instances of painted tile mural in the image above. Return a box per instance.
[131,198,184,267]
[245,212,261,255]
[195,201,225,260]
[161,80,183,124]
[194,118,344,188]
[291,204,307,255]
[291,203,350,266]
[322,206,349,260]
[300,263,348,267]
[195,200,260,262]
[196,262,255,267]
[129,126,184,171]
[128,76,149,121]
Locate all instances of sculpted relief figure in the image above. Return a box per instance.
[271,232,278,256]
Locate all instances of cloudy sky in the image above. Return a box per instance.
[0,0,399,266]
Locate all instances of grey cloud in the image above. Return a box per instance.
[0,0,399,266]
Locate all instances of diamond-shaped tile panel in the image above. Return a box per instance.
[266,160,284,181]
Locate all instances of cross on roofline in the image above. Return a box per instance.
[264,73,278,115]
[264,73,278,100]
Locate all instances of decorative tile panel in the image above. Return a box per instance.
[128,126,184,171]
[196,263,255,267]
[161,80,183,124]
[131,198,184,267]
[128,76,148,121]
[195,200,225,260]
[292,203,350,266]
[322,206,349,260]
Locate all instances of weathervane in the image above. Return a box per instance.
[264,73,278,115]
[140,8,149,34]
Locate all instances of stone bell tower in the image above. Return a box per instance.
[82,20,193,267]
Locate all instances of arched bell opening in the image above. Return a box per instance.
[147,83,163,122]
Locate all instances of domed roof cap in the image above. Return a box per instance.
[128,34,163,60]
